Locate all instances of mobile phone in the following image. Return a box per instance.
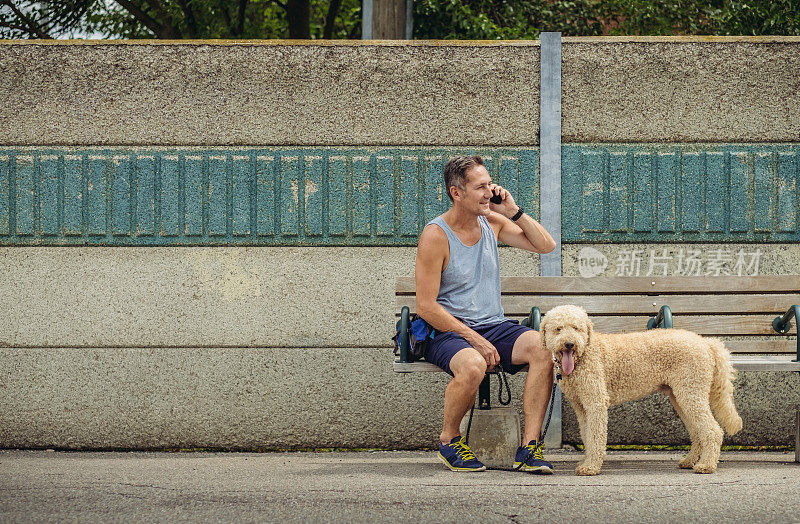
[490,192,502,204]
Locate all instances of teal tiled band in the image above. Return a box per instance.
[563,145,800,242]
[3,145,797,246]
[0,148,539,246]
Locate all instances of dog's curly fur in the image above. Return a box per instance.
[541,305,742,476]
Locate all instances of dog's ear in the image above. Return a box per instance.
[585,315,594,345]
[538,314,548,350]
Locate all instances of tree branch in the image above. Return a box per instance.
[114,0,181,37]
[218,0,232,33]
[323,0,342,38]
[142,0,175,28]
[1,0,53,38]
[236,0,247,37]
[175,0,198,38]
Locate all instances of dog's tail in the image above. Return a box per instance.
[708,338,743,435]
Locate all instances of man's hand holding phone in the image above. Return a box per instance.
[488,184,519,219]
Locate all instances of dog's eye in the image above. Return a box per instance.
[555,327,561,333]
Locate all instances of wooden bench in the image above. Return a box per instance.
[393,276,800,458]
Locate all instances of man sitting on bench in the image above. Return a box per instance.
[416,155,557,473]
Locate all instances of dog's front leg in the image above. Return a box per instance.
[571,402,588,469]
[575,400,608,476]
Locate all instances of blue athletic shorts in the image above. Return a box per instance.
[425,319,532,376]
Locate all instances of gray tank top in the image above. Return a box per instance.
[428,215,507,327]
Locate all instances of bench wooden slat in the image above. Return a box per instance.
[725,340,798,354]
[393,312,795,336]
[394,361,447,372]
[396,276,800,295]
[394,356,800,373]
[396,294,800,316]
[730,355,800,372]
[550,315,792,336]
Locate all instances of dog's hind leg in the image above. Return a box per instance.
[708,339,743,435]
[672,389,723,474]
[668,390,702,469]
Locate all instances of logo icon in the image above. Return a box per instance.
[578,247,608,278]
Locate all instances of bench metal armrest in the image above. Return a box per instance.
[773,305,800,362]
[521,306,541,331]
[397,306,411,363]
[647,305,673,329]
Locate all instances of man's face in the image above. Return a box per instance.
[453,165,493,216]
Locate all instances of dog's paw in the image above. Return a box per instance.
[575,464,601,476]
[678,457,696,469]
[692,462,717,474]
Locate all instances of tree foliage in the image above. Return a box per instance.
[0,0,361,39]
[413,0,605,40]
[413,0,800,39]
[1,0,798,39]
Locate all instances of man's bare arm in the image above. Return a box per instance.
[495,212,556,254]
[487,184,556,254]
[415,224,500,368]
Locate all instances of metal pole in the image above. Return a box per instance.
[539,31,563,450]
[361,0,373,39]
[405,0,413,39]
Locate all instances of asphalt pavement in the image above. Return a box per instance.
[1,449,799,523]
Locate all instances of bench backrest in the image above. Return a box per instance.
[396,276,800,355]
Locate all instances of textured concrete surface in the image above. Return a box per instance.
[0,246,540,348]
[0,346,796,449]
[0,346,529,450]
[2,38,799,146]
[0,41,540,146]
[562,37,800,142]
[1,450,799,523]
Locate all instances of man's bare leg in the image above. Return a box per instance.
[511,330,554,444]
[440,347,487,445]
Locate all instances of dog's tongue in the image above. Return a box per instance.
[561,350,575,376]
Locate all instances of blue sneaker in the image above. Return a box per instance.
[437,436,486,472]
[514,439,554,474]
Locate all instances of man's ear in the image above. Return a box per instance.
[449,184,462,202]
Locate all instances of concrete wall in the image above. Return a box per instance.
[0,41,540,147]
[562,37,800,143]
[1,37,799,450]
[0,247,538,449]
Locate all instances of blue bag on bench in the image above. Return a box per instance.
[393,314,436,362]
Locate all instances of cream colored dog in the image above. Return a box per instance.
[541,305,742,475]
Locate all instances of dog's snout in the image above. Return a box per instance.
[564,342,575,350]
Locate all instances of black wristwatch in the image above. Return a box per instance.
[510,207,524,221]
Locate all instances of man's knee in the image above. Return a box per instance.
[451,349,487,385]
[514,330,540,356]
[521,331,552,367]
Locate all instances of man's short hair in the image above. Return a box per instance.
[443,155,485,202]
